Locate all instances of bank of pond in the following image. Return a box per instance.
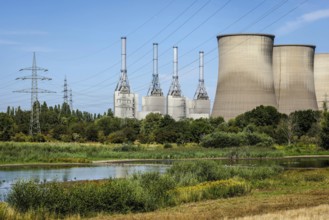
[1,158,329,219]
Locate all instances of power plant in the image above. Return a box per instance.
[167,46,187,121]
[110,33,327,121]
[139,43,166,119]
[212,34,277,120]
[114,37,138,118]
[314,53,329,110]
[187,51,211,119]
[273,45,318,115]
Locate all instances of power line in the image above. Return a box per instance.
[13,52,56,135]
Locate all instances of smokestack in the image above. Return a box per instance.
[173,46,178,78]
[115,37,130,93]
[168,46,181,97]
[121,37,127,74]
[153,43,158,76]
[199,51,204,82]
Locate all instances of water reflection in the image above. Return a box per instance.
[0,164,169,201]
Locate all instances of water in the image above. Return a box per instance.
[1,157,329,201]
[0,164,169,201]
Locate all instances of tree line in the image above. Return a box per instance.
[0,102,329,149]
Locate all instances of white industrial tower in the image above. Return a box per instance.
[167,46,186,120]
[14,52,55,135]
[139,43,166,119]
[114,37,138,118]
[148,43,163,96]
[168,47,182,97]
[194,51,209,100]
[187,51,210,119]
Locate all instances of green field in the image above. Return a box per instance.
[1,161,329,219]
[1,141,329,165]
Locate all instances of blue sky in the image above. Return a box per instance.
[1,0,329,114]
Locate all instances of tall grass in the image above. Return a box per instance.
[0,142,286,165]
[5,160,279,217]
[167,160,283,186]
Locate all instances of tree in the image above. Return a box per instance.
[320,112,329,149]
[290,110,321,138]
[190,118,214,143]
[140,113,163,143]
[0,113,14,141]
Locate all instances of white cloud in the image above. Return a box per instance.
[276,9,329,35]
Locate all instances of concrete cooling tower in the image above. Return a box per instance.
[314,53,329,110]
[212,33,277,120]
[273,45,318,115]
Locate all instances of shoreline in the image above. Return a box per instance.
[1,155,329,167]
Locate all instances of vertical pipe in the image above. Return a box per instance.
[153,43,158,76]
[121,37,126,73]
[199,51,204,82]
[173,46,178,78]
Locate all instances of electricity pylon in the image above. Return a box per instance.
[13,52,55,136]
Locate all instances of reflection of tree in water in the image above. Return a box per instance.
[62,169,70,182]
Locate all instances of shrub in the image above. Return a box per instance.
[169,179,250,204]
[200,131,273,148]
[112,143,142,152]
[304,173,326,182]
[163,143,173,149]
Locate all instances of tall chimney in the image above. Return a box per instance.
[121,37,127,75]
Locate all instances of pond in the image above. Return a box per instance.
[0,164,169,201]
[1,157,329,201]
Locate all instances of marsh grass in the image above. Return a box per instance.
[0,142,287,165]
[5,161,283,217]
[3,167,329,219]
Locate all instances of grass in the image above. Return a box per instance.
[1,141,329,165]
[1,161,281,218]
[237,204,329,220]
[1,166,329,219]
[0,141,295,165]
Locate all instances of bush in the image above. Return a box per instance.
[163,143,173,149]
[200,131,274,148]
[169,179,250,204]
[304,173,326,182]
[112,143,142,152]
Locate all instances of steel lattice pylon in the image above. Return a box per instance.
[13,52,55,136]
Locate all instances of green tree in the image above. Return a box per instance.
[0,113,14,141]
[140,113,163,143]
[320,112,329,149]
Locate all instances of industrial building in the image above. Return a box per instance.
[139,43,166,119]
[212,33,277,120]
[112,33,327,121]
[114,37,138,118]
[314,53,329,110]
[273,45,318,115]
[167,46,187,121]
[187,51,210,119]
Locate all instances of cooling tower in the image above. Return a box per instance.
[273,45,318,115]
[314,53,329,110]
[212,33,277,120]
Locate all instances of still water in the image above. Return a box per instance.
[1,157,329,201]
[0,164,169,201]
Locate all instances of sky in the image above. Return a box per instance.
[1,0,329,114]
